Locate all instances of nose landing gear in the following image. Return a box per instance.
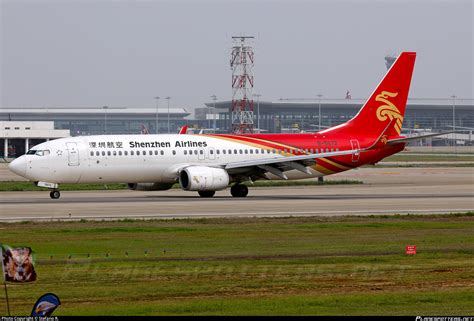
[49,190,61,199]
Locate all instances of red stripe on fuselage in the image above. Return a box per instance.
[206,133,405,169]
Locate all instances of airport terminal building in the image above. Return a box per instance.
[0,98,473,159]
[0,107,191,136]
[199,98,474,144]
[0,107,190,159]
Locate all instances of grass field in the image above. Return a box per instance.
[1,214,473,315]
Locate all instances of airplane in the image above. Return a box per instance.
[9,52,439,199]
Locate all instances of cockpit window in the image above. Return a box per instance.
[27,150,50,156]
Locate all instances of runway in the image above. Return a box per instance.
[0,167,473,222]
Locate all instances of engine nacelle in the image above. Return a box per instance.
[179,166,229,191]
[127,182,174,191]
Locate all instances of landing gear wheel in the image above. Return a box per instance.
[198,191,215,198]
[230,184,248,198]
[50,190,61,199]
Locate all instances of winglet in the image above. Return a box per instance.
[178,125,188,134]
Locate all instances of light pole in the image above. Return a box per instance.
[316,94,323,131]
[165,96,171,134]
[103,106,109,133]
[451,94,457,148]
[211,95,217,133]
[253,93,261,133]
[154,96,160,134]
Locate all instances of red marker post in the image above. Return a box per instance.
[406,245,417,255]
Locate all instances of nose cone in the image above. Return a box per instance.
[8,156,27,177]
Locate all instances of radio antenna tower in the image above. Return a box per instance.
[230,36,254,134]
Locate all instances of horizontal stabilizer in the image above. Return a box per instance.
[388,131,455,144]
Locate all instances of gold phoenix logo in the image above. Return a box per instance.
[375,91,403,135]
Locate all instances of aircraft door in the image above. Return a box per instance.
[350,139,360,163]
[66,142,80,166]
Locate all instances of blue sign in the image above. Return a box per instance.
[31,293,61,317]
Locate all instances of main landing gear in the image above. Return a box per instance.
[49,190,61,199]
[197,184,249,198]
[230,184,248,198]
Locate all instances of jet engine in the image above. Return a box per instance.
[127,182,174,191]
[179,166,229,191]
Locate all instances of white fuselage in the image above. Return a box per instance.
[12,134,325,185]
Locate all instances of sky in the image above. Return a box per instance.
[1,0,473,112]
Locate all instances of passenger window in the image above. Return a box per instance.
[142,150,146,155]
[223,150,226,154]
[194,150,197,155]
[172,150,176,155]
[255,149,259,154]
[199,150,203,155]
[149,151,153,156]
[217,150,220,155]
[90,151,94,156]
[249,149,253,154]
[125,151,128,156]
[119,151,122,156]
[131,151,134,156]
[239,150,243,154]
[161,150,164,155]
[244,150,248,154]
[96,151,100,156]
[102,151,106,156]
[154,150,158,155]
[184,150,187,155]
[210,149,214,155]
[113,151,117,156]
[234,149,237,154]
[137,151,140,156]
[107,151,111,156]
[261,149,265,154]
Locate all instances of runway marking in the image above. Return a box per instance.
[0,208,472,222]
[1,193,472,205]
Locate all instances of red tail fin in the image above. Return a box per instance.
[336,52,416,138]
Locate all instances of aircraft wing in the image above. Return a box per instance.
[223,149,358,180]
[222,124,393,180]
[388,131,455,144]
